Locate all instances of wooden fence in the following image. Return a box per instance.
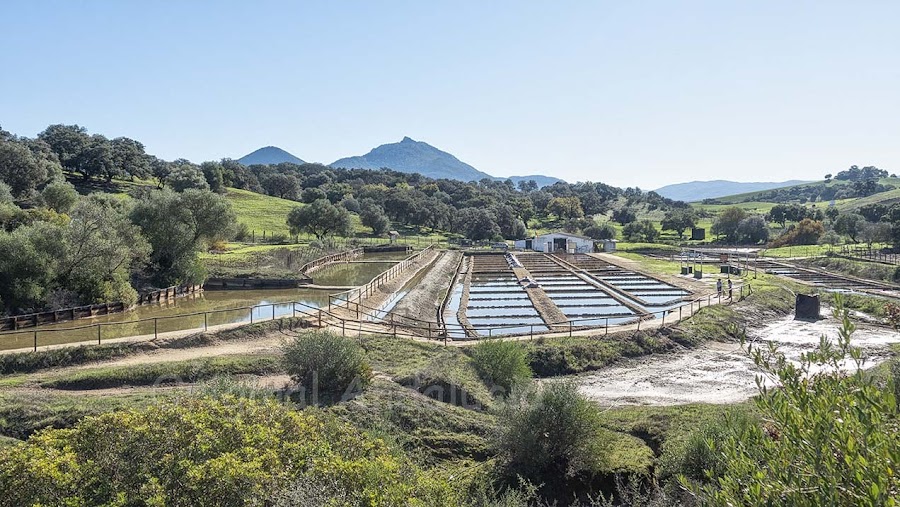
[298,248,363,276]
[0,302,128,332]
[137,285,203,304]
[0,284,202,332]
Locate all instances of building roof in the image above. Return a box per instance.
[534,231,595,241]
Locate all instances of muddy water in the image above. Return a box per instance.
[577,313,900,406]
[312,261,397,286]
[0,289,333,351]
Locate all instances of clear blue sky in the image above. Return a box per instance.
[2,1,898,188]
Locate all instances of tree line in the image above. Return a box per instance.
[0,125,235,316]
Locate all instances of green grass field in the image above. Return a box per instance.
[225,187,303,237]
[692,201,779,214]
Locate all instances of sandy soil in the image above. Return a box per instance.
[577,312,900,406]
[389,251,462,323]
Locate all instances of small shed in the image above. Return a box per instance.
[602,239,617,252]
[513,238,533,250]
[529,232,595,253]
[388,230,400,244]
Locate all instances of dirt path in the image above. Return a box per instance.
[87,336,286,370]
[389,251,462,323]
[577,313,900,406]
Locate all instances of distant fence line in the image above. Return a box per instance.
[137,285,203,305]
[837,245,900,266]
[243,231,451,249]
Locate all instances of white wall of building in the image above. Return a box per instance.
[528,233,594,253]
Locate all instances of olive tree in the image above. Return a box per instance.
[130,189,235,285]
[286,199,352,240]
[40,181,79,213]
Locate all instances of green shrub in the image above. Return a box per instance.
[470,339,532,394]
[495,381,609,484]
[657,408,759,482]
[891,359,900,404]
[694,296,900,506]
[0,396,456,506]
[281,330,372,403]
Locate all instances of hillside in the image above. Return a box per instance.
[655,180,808,202]
[237,146,305,166]
[331,136,564,186]
[331,137,491,181]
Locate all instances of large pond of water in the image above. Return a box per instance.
[0,289,335,351]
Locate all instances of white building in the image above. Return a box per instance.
[514,232,596,253]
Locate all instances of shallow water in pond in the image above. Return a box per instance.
[557,305,633,316]
[0,289,333,351]
[312,261,397,286]
[466,307,541,318]
[468,294,531,301]
[636,294,689,305]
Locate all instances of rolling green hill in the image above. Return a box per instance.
[700,176,900,212]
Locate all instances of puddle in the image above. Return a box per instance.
[578,314,900,406]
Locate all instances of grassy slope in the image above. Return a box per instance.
[38,354,281,390]
[225,187,300,237]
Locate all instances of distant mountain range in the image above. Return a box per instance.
[237,146,305,166]
[235,137,563,187]
[654,180,810,202]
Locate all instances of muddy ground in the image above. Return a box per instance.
[389,251,462,323]
[577,311,900,406]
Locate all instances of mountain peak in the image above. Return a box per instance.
[330,137,564,187]
[237,146,305,166]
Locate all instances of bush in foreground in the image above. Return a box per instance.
[495,381,609,487]
[470,339,532,394]
[0,396,455,507]
[282,330,372,403]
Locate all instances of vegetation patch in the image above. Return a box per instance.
[525,332,676,377]
[0,391,160,440]
[332,378,496,464]
[468,339,532,393]
[282,330,373,404]
[0,396,457,507]
[39,354,281,390]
